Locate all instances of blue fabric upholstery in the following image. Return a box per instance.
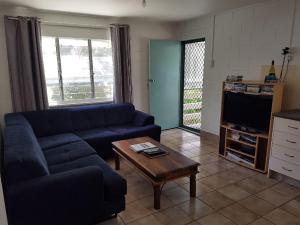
[6,167,104,225]
[49,154,127,200]
[22,109,72,137]
[4,125,49,185]
[76,128,121,158]
[38,133,82,150]
[69,105,106,131]
[3,103,161,225]
[109,124,161,141]
[104,103,135,125]
[44,141,96,166]
[133,110,155,126]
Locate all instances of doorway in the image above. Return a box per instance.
[180,39,206,132]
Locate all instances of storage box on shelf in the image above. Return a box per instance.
[219,81,284,173]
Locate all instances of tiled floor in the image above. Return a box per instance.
[97,129,300,225]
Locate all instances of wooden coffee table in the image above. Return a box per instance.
[112,136,199,209]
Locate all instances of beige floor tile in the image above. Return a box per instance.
[119,199,154,223]
[219,203,259,225]
[217,169,251,183]
[270,182,300,198]
[236,175,277,194]
[216,159,238,169]
[186,222,200,225]
[162,186,190,204]
[264,208,300,225]
[126,183,153,201]
[162,181,179,191]
[196,153,221,165]
[199,174,232,189]
[249,218,275,225]
[256,188,293,206]
[281,198,300,218]
[120,195,174,223]
[124,172,147,187]
[197,212,234,225]
[198,191,234,210]
[127,215,163,225]
[174,177,190,185]
[239,195,276,216]
[200,162,227,174]
[217,184,251,201]
[178,198,214,220]
[182,180,213,197]
[96,216,125,225]
[153,206,192,225]
[196,169,212,179]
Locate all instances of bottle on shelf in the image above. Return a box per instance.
[265,60,278,83]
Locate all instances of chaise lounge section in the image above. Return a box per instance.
[3,103,161,225]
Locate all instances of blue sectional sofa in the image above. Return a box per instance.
[2,103,161,225]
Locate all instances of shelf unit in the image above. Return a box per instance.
[219,81,284,173]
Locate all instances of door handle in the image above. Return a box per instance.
[148,79,155,83]
[286,140,297,144]
[282,166,293,172]
[288,125,299,130]
[284,153,295,158]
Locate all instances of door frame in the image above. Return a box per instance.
[179,38,206,133]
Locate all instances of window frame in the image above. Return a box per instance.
[43,36,114,108]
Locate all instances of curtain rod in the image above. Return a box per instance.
[6,16,127,29]
[6,15,41,21]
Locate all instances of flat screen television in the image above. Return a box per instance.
[223,92,273,132]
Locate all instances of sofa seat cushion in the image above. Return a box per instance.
[108,124,161,140]
[49,155,127,200]
[76,128,122,158]
[44,141,96,166]
[38,133,82,150]
[76,128,120,141]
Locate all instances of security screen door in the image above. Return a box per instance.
[181,39,206,132]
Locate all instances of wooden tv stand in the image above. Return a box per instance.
[219,81,284,173]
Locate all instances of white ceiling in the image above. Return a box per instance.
[0,0,268,22]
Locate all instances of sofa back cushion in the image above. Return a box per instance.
[69,103,135,131]
[104,104,135,126]
[4,125,49,185]
[22,109,72,137]
[69,105,106,132]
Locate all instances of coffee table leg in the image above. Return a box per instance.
[153,184,161,210]
[190,174,196,197]
[115,153,120,170]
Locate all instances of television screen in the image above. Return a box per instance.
[223,92,273,132]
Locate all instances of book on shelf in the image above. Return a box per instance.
[130,142,156,153]
[226,151,253,166]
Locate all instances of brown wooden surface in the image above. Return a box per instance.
[112,137,199,182]
[219,81,284,173]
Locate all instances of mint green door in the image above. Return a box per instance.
[149,40,181,130]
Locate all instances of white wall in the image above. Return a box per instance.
[176,0,300,135]
[0,6,175,124]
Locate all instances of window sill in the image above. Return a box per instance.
[49,101,114,109]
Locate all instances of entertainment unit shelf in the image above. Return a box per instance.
[219,81,284,173]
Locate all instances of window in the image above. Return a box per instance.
[42,36,113,106]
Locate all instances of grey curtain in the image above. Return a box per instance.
[110,24,132,104]
[4,16,48,112]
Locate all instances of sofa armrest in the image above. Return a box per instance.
[133,111,155,126]
[6,166,104,225]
